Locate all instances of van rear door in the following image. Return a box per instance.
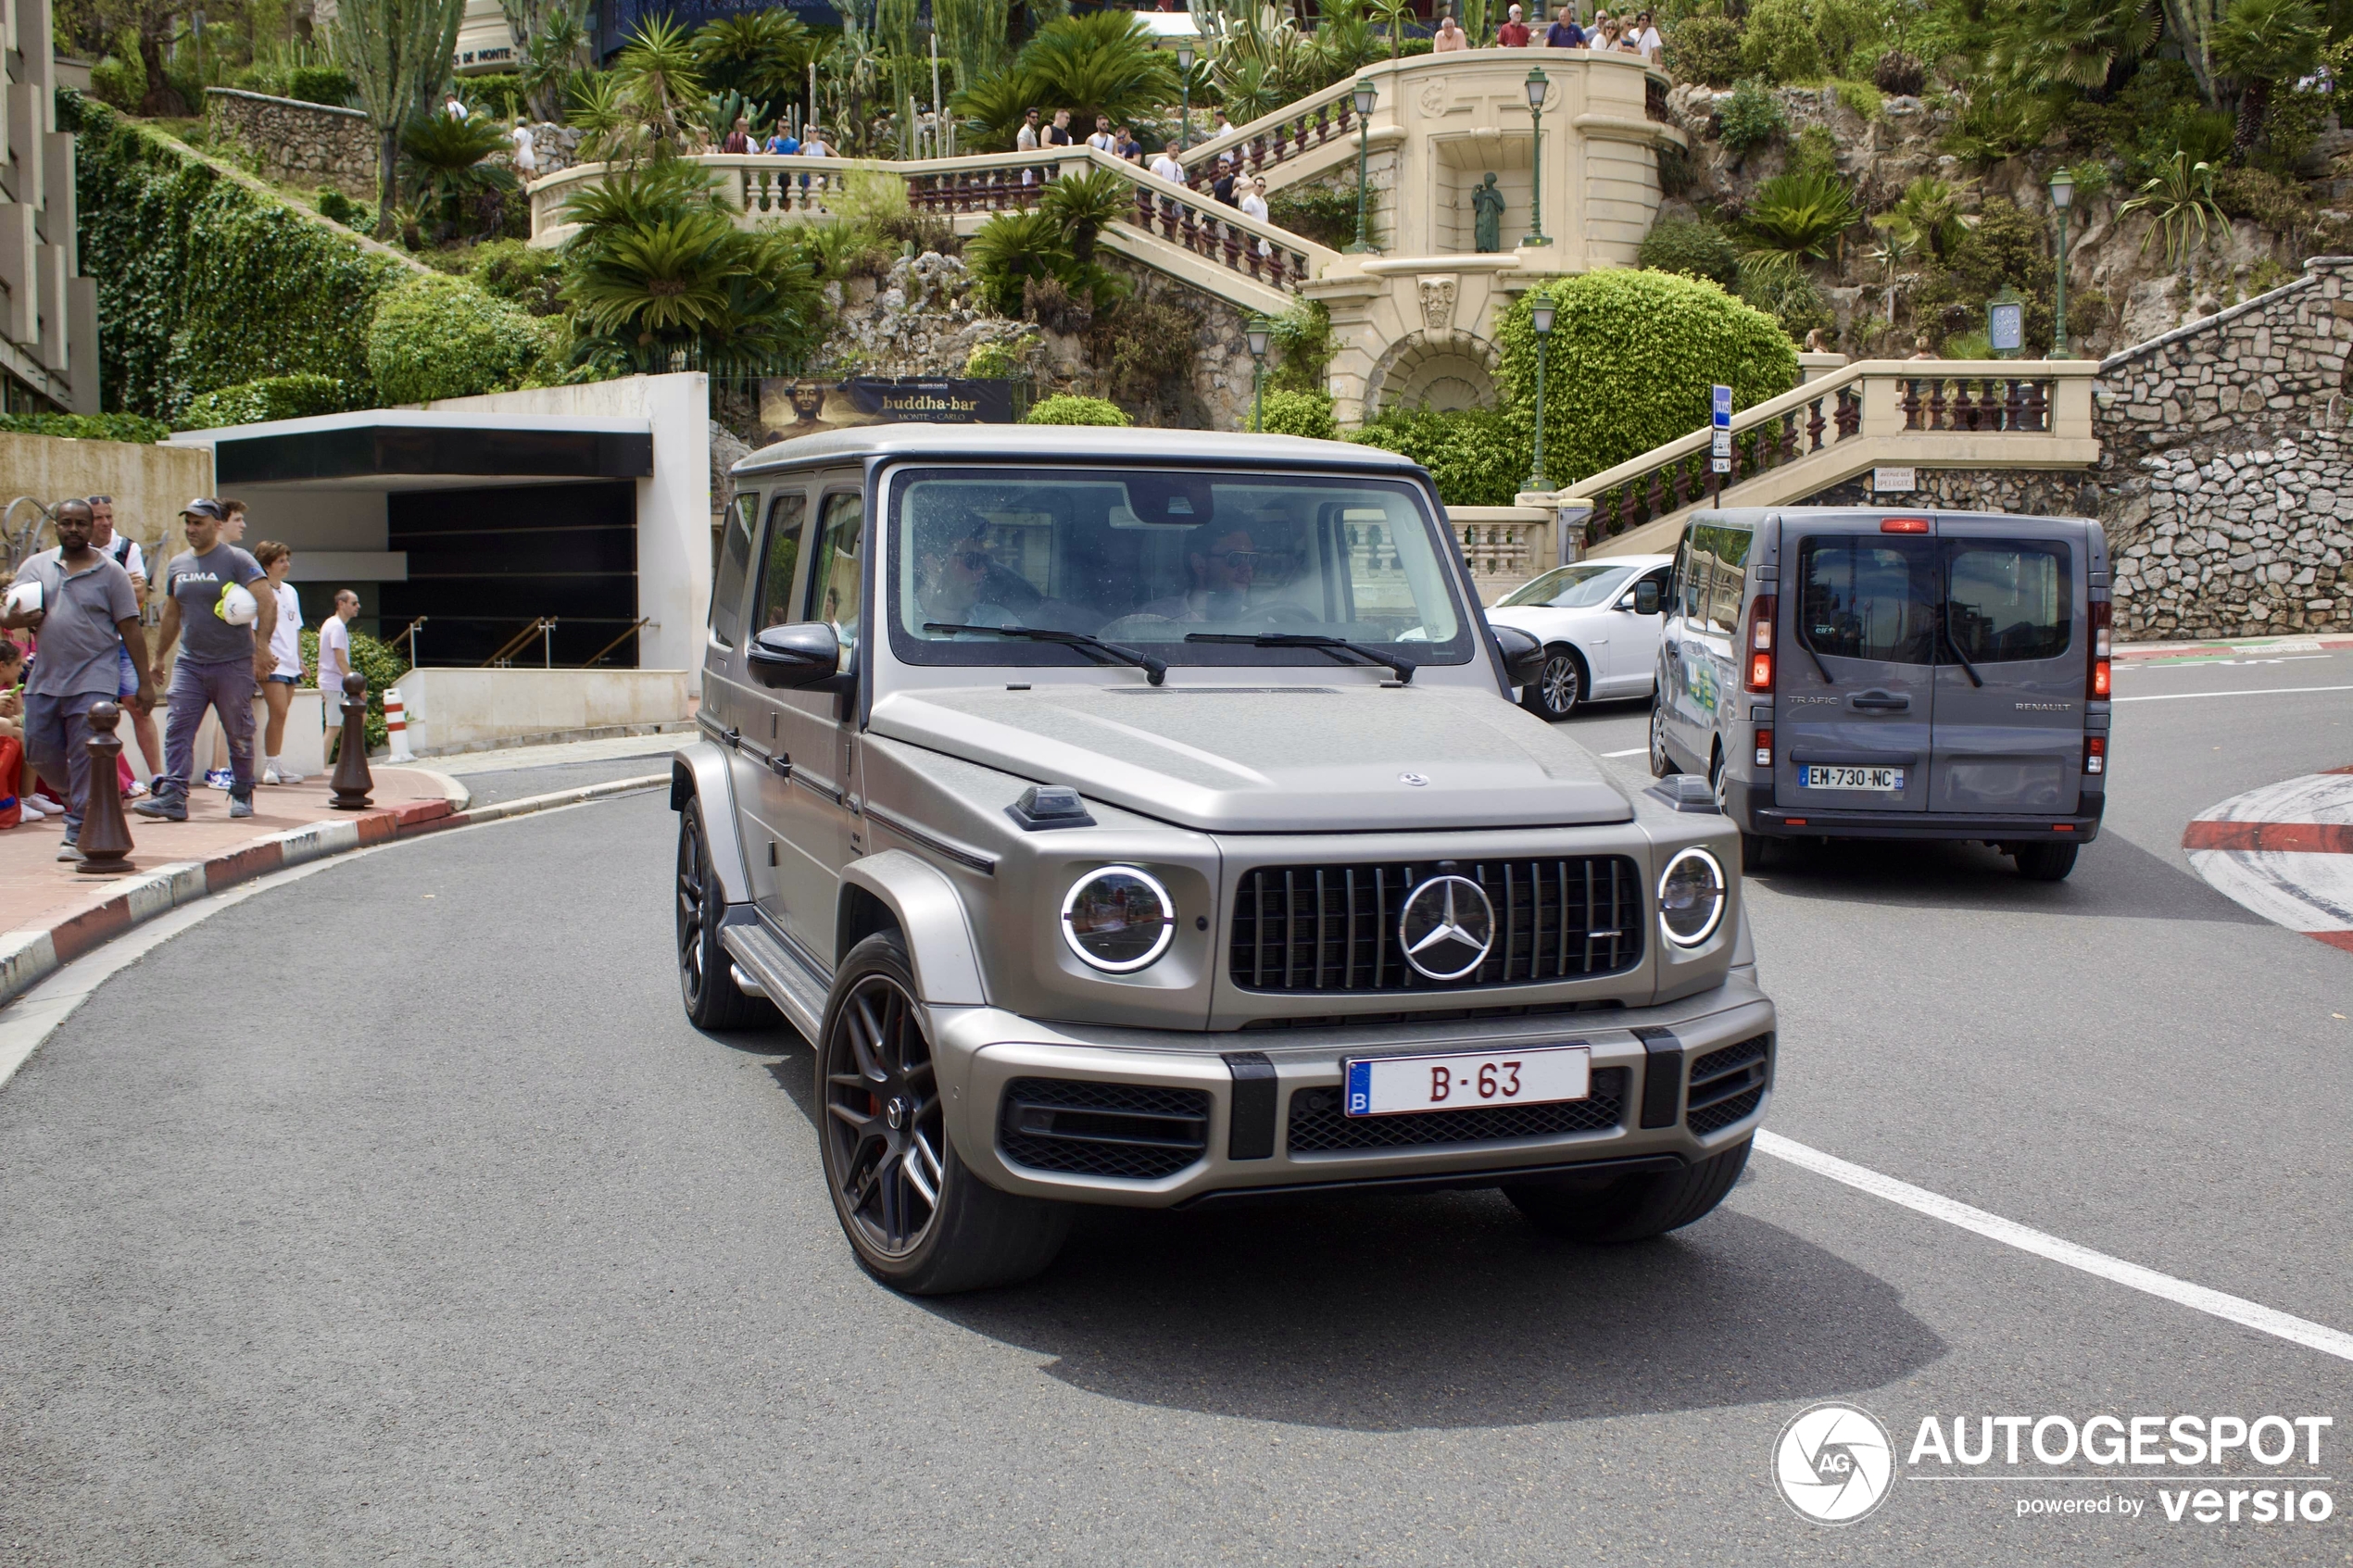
[1928,519,2083,816]
[1777,518,1938,813]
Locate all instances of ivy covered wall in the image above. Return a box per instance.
[61,91,407,420]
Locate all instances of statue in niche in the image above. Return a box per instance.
[1471,173,1505,254]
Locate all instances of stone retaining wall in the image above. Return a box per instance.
[205,88,377,199]
[2108,435,2353,638]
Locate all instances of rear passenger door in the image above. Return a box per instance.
[1687,521,1752,774]
[1928,520,2082,816]
[740,487,811,918]
[1778,520,1937,813]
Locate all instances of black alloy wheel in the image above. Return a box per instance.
[676,797,772,1030]
[817,935,1072,1294]
[1520,647,1584,721]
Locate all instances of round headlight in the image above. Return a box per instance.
[1061,866,1176,972]
[1657,847,1727,947]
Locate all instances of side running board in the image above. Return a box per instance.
[720,915,831,1039]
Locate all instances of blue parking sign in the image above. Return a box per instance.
[1712,383,1732,426]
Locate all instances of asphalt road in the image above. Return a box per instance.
[2,656,2350,1565]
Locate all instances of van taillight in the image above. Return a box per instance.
[2084,736,2105,775]
[1755,728,1773,769]
[1881,517,1931,533]
[1745,595,1776,692]
[2088,598,2112,698]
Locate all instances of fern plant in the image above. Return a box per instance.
[1743,170,1861,265]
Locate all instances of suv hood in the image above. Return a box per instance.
[868,684,1633,833]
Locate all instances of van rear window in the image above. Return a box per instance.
[1947,543,2071,662]
[1798,538,1936,665]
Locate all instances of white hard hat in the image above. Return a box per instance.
[217,581,259,625]
[4,579,41,617]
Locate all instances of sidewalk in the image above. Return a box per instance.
[2115,633,2353,662]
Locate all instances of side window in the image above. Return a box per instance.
[1672,534,1699,619]
[1947,541,2071,661]
[1798,537,1937,664]
[1704,524,1753,635]
[805,489,865,652]
[755,491,809,632]
[711,491,758,647]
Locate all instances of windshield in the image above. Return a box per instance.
[883,467,1472,672]
[1496,562,1632,609]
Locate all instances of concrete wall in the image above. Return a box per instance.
[203,88,378,200]
[0,432,212,571]
[396,667,690,754]
[421,374,712,687]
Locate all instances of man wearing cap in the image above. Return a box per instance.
[4,499,152,860]
[134,499,273,822]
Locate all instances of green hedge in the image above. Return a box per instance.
[177,373,354,430]
[0,411,170,443]
[1024,394,1130,426]
[367,273,551,405]
[1350,406,1525,508]
[63,91,408,420]
[1493,270,1796,486]
[1259,389,1338,441]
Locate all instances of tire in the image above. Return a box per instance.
[1519,646,1585,721]
[1649,699,1680,778]
[2012,842,2079,881]
[818,934,1072,1294]
[1740,832,1773,873]
[1504,1139,1750,1243]
[676,797,775,1032]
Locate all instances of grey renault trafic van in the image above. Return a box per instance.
[1643,508,2109,881]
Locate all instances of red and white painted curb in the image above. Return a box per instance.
[0,771,667,1009]
[2183,770,2353,951]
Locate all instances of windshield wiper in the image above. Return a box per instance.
[1185,632,1417,684]
[925,622,1167,685]
[1937,606,1984,688]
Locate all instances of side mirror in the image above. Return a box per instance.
[1491,622,1546,687]
[748,621,841,688]
[1634,581,1662,615]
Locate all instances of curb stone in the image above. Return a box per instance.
[0,772,668,1010]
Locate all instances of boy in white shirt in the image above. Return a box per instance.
[317,589,359,765]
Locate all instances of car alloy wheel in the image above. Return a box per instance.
[1649,702,1678,778]
[1522,650,1580,720]
[676,802,714,1009]
[823,971,947,1260]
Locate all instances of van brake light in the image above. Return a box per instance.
[1881,517,1931,533]
[1744,594,1776,693]
[2088,599,2112,698]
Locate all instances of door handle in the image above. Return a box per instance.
[1849,690,1910,712]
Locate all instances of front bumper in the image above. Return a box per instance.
[1727,779,2104,845]
[929,971,1775,1207]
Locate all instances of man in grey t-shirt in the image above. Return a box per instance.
[133,498,275,822]
[3,498,151,858]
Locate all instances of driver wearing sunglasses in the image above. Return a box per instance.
[913,513,1019,630]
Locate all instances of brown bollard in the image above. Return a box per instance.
[76,700,138,875]
[328,671,374,810]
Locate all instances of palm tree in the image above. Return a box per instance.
[1985,0,2159,94]
[965,209,1074,315]
[1040,167,1132,264]
[1370,0,1416,61]
[695,10,812,104]
[1743,171,1862,265]
[2214,0,2325,157]
[401,111,518,236]
[520,0,588,120]
[612,17,707,150]
[1015,12,1178,131]
[569,207,748,345]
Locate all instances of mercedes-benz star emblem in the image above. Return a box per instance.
[1397,875,1496,981]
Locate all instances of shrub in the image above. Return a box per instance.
[1493,270,1796,485]
[0,411,172,443]
[1666,16,1743,86]
[1024,394,1130,426]
[963,337,1034,379]
[1828,79,1883,120]
[1267,185,1369,250]
[312,186,369,228]
[286,65,356,107]
[1259,389,1338,440]
[1787,124,1842,183]
[1743,169,1861,262]
[469,238,567,315]
[177,373,352,429]
[367,272,549,404]
[1873,48,1925,95]
[1718,78,1787,156]
[91,53,145,110]
[1640,217,1742,292]
[2215,166,2314,228]
[1350,406,1525,508]
[1740,0,1824,83]
[1265,298,1334,395]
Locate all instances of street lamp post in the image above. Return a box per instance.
[1247,319,1271,432]
[1177,42,1195,153]
[2048,168,2073,359]
[1528,297,1555,492]
[1523,67,1552,247]
[1346,77,1378,254]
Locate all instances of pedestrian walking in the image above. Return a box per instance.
[1087,114,1116,152]
[1433,15,1468,50]
[85,494,163,784]
[1016,107,1042,152]
[510,119,537,175]
[132,499,273,825]
[1150,144,1187,182]
[317,589,359,766]
[198,498,257,790]
[4,498,151,860]
[1238,175,1273,257]
[1213,153,1238,207]
[253,541,307,785]
[1498,4,1532,45]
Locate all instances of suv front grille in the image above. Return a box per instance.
[1231,859,1644,994]
[1286,1067,1629,1153]
[1686,1035,1770,1135]
[998,1077,1211,1181]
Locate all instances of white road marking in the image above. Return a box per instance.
[1754,1130,2353,1365]
[2112,684,2353,704]
[1602,746,1648,758]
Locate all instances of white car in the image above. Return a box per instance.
[1485,554,1675,721]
